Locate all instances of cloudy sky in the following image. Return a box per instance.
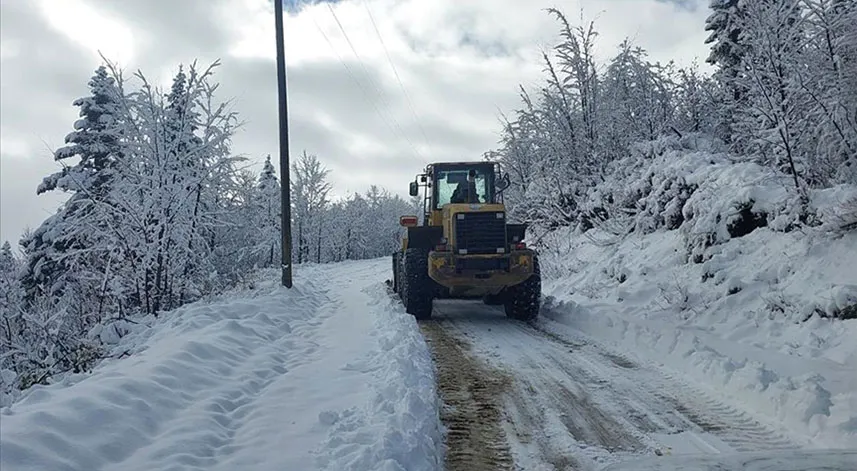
[0,0,713,247]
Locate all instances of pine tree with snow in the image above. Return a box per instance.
[37,65,123,197]
[21,65,124,303]
[256,155,282,267]
[704,0,745,74]
[703,0,748,145]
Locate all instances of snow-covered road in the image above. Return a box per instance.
[1,257,854,471]
[425,300,856,471]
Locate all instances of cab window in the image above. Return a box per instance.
[435,168,490,209]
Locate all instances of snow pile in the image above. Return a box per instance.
[314,263,443,471]
[0,260,442,471]
[537,136,857,449]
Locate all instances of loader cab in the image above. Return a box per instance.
[409,162,509,226]
[432,163,495,208]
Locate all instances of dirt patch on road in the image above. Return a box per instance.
[420,321,514,471]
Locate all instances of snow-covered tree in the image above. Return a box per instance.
[256,155,282,266]
[601,41,677,155]
[124,60,242,312]
[291,151,331,264]
[730,0,810,192]
[672,62,721,135]
[703,0,749,144]
[0,242,24,377]
[20,66,125,306]
[798,0,857,185]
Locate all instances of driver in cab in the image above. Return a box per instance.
[451,169,479,204]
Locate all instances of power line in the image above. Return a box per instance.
[310,11,405,153]
[324,3,425,161]
[361,0,433,157]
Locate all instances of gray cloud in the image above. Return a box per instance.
[86,0,233,64]
[653,0,704,12]
[0,1,103,248]
[0,0,714,247]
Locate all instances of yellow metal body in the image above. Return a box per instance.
[399,162,533,298]
[427,202,534,297]
[427,249,535,297]
[438,203,504,247]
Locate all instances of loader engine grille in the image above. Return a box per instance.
[454,212,507,255]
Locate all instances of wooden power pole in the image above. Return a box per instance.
[274,0,293,288]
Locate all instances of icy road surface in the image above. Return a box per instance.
[424,299,857,471]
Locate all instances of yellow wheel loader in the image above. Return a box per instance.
[391,161,540,321]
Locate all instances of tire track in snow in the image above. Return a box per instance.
[530,320,802,453]
[428,301,802,470]
[418,321,515,471]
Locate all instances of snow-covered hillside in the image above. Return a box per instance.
[0,261,442,471]
[536,137,857,450]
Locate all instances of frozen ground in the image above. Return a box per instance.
[2,249,854,470]
[0,260,442,471]
[424,300,856,471]
[539,226,857,451]
[603,449,857,471]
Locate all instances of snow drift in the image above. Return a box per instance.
[0,260,443,471]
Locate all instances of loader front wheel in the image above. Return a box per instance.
[504,255,541,321]
[402,248,433,320]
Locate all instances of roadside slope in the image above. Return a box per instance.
[0,260,442,471]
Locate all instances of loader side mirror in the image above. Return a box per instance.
[399,215,418,227]
[496,173,511,192]
[409,181,419,196]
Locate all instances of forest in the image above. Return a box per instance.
[0,61,414,390]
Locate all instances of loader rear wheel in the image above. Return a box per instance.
[504,255,541,321]
[396,252,405,296]
[402,248,433,320]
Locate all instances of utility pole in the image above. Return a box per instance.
[274,0,293,288]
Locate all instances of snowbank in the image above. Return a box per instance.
[537,136,857,449]
[0,260,442,471]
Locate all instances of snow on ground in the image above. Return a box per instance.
[0,259,443,471]
[539,213,857,450]
[603,449,857,471]
[534,136,857,451]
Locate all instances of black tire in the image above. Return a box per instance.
[396,252,405,295]
[391,252,400,293]
[503,254,541,321]
[401,247,433,320]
